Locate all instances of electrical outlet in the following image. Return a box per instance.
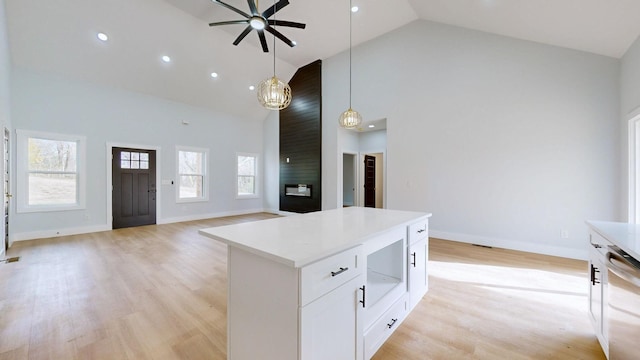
[561,230,569,239]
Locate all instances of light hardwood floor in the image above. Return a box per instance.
[0,214,605,359]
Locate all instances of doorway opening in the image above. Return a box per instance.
[108,145,159,229]
[2,128,9,256]
[362,152,384,208]
[339,119,387,209]
[629,111,640,222]
[343,153,357,207]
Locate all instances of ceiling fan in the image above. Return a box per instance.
[209,0,306,52]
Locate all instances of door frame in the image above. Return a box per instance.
[342,152,358,207]
[363,154,376,208]
[106,142,162,229]
[1,128,8,257]
[358,150,386,208]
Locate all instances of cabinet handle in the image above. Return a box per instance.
[411,252,416,267]
[590,264,600,286]
[417,229,426,234]
[359,285,366,308]
[331,267,349,277]
[387,318,398,329]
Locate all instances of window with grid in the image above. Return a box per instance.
[120,151,149,169]
[177,147,208,202]
[16,130,86,212]
[237,153,259,198]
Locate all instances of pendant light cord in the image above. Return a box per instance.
[349,0,353,109]
[272,0,276,77]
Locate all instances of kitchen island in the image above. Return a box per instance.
[199,207,432,360]
[586,221,640,359]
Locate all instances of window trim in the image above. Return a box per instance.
[628,106,640,222]
[176,146,209,203]
[236,152,260,199]
[16,129,86,213]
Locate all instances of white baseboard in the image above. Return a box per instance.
[429,230,588,261]
[11,209,274,244]
[158,208,271,224]
[12,224,111,244]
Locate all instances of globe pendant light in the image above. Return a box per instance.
[338,0,362,129]
[257,0,291,110]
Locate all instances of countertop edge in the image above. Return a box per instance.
[199,210,431,268]
[585,220,640,260]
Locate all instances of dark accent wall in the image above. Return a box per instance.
[280,60,322,213]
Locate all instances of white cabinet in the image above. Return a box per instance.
[407,218,429,310]
[363,227,407,330]
[364,294,409,359]
[301,275,363,360]
[408,238,428,309]
[227,245,364,360]
[588,230,611,359]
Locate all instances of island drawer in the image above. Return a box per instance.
[364,294,408,359]
[408,218,428,244]
[300,245,363,306]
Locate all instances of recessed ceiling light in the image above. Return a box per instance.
[210,72,219,78]
[368,124,375,128]
[161,55,171,63]
[351,6,359,12]
[249,85,255,91]
[97,32,108,42]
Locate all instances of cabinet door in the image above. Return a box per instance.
[588,257,603,330]
[300,275,363,360]
[408,238,428,310]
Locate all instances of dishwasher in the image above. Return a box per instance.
[607,245,640,359]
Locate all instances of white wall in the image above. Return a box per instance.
[10,68,267,241]
[0,0,11,257]
[323,20,620,259]
[620,35,640,220]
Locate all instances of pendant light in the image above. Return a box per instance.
[338,0,362,129]
[257,0,292,110]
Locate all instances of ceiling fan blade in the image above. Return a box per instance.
[247,0,258,14]
[265,26,295,47]
[212,0,250,18]
[267,20,306,29]
[262,0,289,19]
[233,25,254,45]
[258,30,269,52]
[209,20,250,27]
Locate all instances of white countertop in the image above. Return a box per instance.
[199,207,431,268]
[586,220,640,260]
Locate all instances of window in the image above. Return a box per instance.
[177,146,208,202]
[120,151,149,169]
[16,130,86,212]
[237,153,259,198]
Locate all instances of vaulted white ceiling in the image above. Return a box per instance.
[6,0,640,121]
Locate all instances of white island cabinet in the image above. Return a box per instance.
[199,207,432,360]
